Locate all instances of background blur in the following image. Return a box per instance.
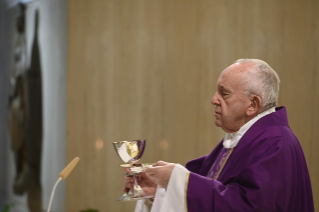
[1,0,318,211]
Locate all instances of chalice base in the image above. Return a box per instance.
[118,186,144,201]
[118,164,153,201]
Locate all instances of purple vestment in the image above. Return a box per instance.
[185,107,314,212]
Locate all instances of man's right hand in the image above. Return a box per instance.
[123,170,157,198]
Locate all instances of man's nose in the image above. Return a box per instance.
[211,92,219,105]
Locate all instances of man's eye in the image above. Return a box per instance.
[222,93,228,96]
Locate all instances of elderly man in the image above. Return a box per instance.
[126,59,314,212]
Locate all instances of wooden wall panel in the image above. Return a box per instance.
[67,0,319,211]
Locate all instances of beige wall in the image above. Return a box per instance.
[67,0,319,211]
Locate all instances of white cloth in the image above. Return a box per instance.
[157,164,189,212]
[135,186,166,212]
[135,199,148,212]
[222,107,276,148]
[151,186,166,212]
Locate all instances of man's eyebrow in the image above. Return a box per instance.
[220,86,231,92]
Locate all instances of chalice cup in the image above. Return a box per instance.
[113,139,151,201]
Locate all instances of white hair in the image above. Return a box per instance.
[234,59,280,112]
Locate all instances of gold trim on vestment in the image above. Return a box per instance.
[208,147,234,180]
[184,171,190,212]
[207,149,223,178]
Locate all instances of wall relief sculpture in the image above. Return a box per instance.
[8,3,43,212]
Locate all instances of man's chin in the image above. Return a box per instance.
[214,120,222,127]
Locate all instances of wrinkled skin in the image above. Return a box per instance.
[211,62,262,133]
[145,161,176,189]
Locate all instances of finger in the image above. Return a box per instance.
[140,187,156,198]
[140,171,153,179]
[145,172,157,183]
[125,181,134,189]
[135,174,141,181]
[140,172,147,177]
[124,176,134,183]
[153,161,168,167]
[146,164,167,174]
[144,170,154,178]
[145,166,157,175]
[136,174,146,184]
[123,187,130,193]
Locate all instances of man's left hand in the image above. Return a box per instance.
[145,161,176,189]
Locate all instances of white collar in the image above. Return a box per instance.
[222,107,276,148]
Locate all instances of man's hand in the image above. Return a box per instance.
[145,161,176,189]
[123,168,157,198]
[136,172,157,197]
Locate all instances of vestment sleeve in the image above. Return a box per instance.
[185,155,206,174]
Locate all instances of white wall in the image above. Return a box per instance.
[6,1,68,211]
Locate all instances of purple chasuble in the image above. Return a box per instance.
[185,107,314,212]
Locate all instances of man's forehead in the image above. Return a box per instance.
[218,63,254,80]
[223,62,253,74]
[216,62,254,90]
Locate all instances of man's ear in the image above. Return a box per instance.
[246,95,262,116]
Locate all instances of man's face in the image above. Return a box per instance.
[211,63,253,133]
